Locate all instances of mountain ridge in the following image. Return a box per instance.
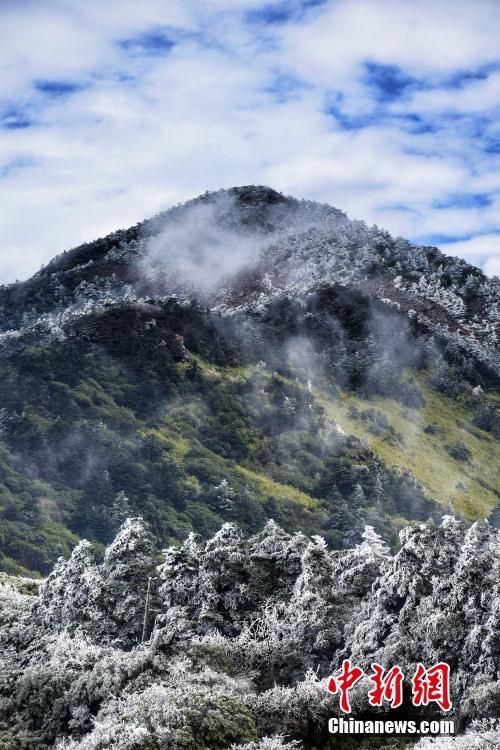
[2,186,499,375]
[0,186,499,576]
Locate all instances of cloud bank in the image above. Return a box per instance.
[2,0,500,281]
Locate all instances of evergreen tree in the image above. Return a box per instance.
[350,482,366,508]
[99,517,158,647]
[35,539,102,634]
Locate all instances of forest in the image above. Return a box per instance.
[1,186,500,748]
[1,515,500,748]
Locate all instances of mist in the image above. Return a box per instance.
[137,193,269,299]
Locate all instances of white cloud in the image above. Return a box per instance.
[438,234,500,279]
[394,71,500,116]
[283,0,500,83]
[439,234,500,259]
[1,0,500,283]
[483,255,500,277]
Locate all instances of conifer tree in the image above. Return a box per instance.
[98,517,158,647]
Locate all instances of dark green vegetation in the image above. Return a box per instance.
[0,297,437,574]
[0,186,499,575]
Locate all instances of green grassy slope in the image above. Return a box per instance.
[319,382,500,519]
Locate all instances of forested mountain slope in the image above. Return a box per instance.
[1,186,500,575]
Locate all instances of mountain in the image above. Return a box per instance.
[1,185,500,575]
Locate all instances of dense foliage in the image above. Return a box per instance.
[2,517,500,748]
[0,292,448,575]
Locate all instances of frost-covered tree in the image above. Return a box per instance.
[98,517,158,647]
[344,517,500,722]
[414,719,500,749]
[35,539,102,635]
[110,490,133,528]
[357,525,390,559]
[214,478,237,512]
[8,516,500,747]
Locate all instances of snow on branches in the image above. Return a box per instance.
[4,516,500,748]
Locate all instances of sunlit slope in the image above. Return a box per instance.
[320,383,500,519]
[0,324,498,577]
[153,359,499,521]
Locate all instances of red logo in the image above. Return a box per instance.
[412,662,451,712]
[327,661,452,714]
[327,659,364,713]
[368,663,404,709]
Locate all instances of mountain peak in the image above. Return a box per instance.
[209,185,289,206]
[1,184,500,584]
[225,185,289,205]
[0,186,499,380]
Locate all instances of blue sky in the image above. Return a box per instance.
[1,0,500,282]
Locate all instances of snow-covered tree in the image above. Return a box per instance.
[98,517,158,647]
[35,539,102,635]
[9,516,500,747]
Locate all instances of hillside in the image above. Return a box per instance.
[1,186,500,575]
